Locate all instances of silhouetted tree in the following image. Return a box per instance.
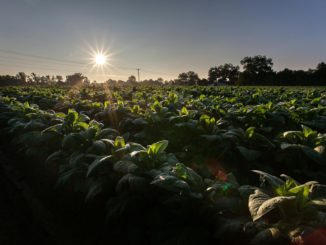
[105,79,117,86]
[239,55,275,84]
[16,72,27,84]
[56,75,63,83]
[198,78,209,86]
[177,72,188,85]
[176,71,199,85]
[127,75,137,84]
[45,75,51,84]
[84,78,90,85]
[209,64,239,84]
[276,69,293,85]
[30,72,41,84]
[241,55,273,74]
[0,75,21,86]
[66,73,86,86]
[157,77,164,84]
[293,70,310,85]
[314,62,326,85]
[208,67,218,84]
[141,78,163,86]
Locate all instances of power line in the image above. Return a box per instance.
[0,63,130,81]
[0,58,129,77]
[0,56,88,71]
[0,56,134,76]
[0,49,137,71]
[0,50,137,72]
[0,48,85,65]
[0,57,88,71]
[0,54,85,67]
[0,62,86,73]
[0,48,176,78]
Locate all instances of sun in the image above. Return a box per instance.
[95,53,106,65]
[85,45,114,73]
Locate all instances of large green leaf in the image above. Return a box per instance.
[86,179,104,201]
[288,181,318,208]
[249,189,296,221]
[62,133,85,151]
[87,155,114,177]
[281,144,323,164]
[114,136,126,148]
[180,106,189,116]
[75,121,89,130]
[151,173,190,193]
[132,118,148,125]
[46,150,67,164]
[173,163,203,189]
[237,146,262,161]
[113,160,138,174]
[97,128,119,139]
[116,173,148,193]
[67,109,78,124]
[302,124,317,139]
[86,140,107,154]
[251,170,284,189]
[147,140,169,155]
[248,189,270,221]
[308,199,326,211]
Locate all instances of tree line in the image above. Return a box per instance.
[173,56,326,86]
[1,55,326,86]
[0,72,90,87]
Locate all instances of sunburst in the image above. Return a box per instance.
[95,53,107,65]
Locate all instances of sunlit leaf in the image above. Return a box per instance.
[147,140,168,155]
[114,136,126,148]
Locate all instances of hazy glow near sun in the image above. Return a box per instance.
[95,54,106,65]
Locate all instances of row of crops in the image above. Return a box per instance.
[0,85,325,244]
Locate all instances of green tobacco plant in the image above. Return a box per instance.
[249,170,326,223]
[277,125,326,179]
[281,124,326,148]
[42,108,93,134]
[248,170,326,243]
[1,84,326,245]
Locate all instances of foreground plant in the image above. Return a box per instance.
[248,170,326,244]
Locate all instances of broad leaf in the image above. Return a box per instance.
[249,189,296,221]
[87,155,114,177]
[248,189,270,221]
[173,163,203,188]
[113,160,138,174]
[237,146,262,161]
[116,173,148,193]
[147,140,168,155]
[114,136,126,148]
[180,106,189,116]
[151,173,190,193]
[252,170,284,189]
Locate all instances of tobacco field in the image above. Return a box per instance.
[0,84,325,245]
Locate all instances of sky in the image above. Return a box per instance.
[0,0,326,82]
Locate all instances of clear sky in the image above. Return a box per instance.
[0,0,326,81]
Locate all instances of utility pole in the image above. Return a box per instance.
[136,68,140,82]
